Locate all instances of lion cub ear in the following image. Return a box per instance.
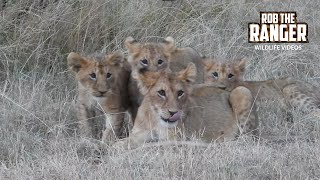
[135,71,160,95]
[236,58,247,73]
[124,37,140,53]
[106,51,124,66]
[67,52,88,73]
[202,58,215,71]
[177,63,197,83]
[162,36,176,53]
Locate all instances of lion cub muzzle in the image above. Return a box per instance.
[161,110,182,123]
[92,90,108,97]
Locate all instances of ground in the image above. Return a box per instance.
[0,0,320,179]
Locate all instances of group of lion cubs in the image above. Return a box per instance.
[67,36,320,149]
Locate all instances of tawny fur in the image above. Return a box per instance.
[124,37,203,122]
[115,63,257,149]
[183,84,258,142]
[203,58,320,114]
[67,51,131,143]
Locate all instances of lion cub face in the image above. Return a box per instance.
[125,36,176,74]
[137,63,196,128]
[67,51,126,98]
[203,58,246,91]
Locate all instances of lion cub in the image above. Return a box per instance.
[67,51,131,142]
[124,37,203,121]
[115,63,257,149]
[125,36,203,82]
[203,58,320,113]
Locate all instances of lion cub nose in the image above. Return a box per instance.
[169,110,178,117]
[99,91,107,95]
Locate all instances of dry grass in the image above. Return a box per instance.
[1,0,320,179]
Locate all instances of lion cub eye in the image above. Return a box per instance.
[212,72,219,78]
[158,59,164,65]
[157,90,166,97]
[89,73,96,80]
[106,73,112,79]
[140,59,148,66]
[228,73,234,79]
[177,90,184,98]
